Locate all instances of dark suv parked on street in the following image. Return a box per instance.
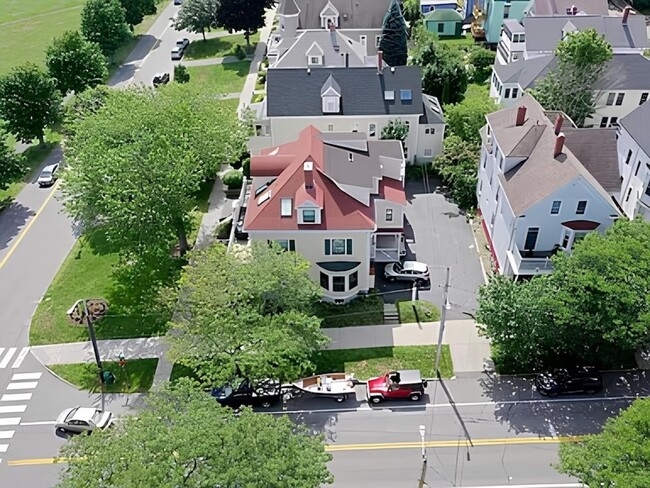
[534,366,603,397]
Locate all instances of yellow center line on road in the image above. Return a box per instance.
[7,437,584,466]
[325,436,584,452]
[0,179,62,271]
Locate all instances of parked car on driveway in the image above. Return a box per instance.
[366,370,428,404]
[55,407,113,435]
[384,261,430,284]
[37,163,59,187]
[534,366,603,397]
[210,379,281,409]
[171,46,184,60]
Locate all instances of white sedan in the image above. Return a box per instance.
[384,261,430,284]
[55,407,113,435]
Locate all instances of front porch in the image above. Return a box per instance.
[371,233,404,263]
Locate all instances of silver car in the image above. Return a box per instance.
[55,407,113,434]
[171,46,184,60]
[384,261,430,284]
[37,163,59,187]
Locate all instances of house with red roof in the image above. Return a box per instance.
[243,125,406,303]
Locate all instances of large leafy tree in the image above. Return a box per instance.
[379,0,409,67]
[467,45,496,84]
[477,218,650,372]
[119,0,157,29]
[558,398,650,486]
[45,31,108,95]
[175,0,219,41]
[431,135,480,211]
[62,86,246,259]
[167,242,328,385]
[57,381,333,488]
[531,28,612,127]
[0,64,62,145]
[551,217,650,364]
[412,42,468,104]
[0,125,24,192]
[215,0,273,47]
[81,0,131,56]
[401,0,421,36]
[444,86,497,145]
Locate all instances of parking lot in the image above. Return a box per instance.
[375,177,486,320]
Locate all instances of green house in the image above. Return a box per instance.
[424,9,464,37]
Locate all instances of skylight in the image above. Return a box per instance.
[257,190,272,205]
[384,90,395,101]
[400,89,412,101]
[254,178,276,197]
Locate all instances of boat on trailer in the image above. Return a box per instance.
[289,373,357,402]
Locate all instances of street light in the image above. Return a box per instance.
[418,425,427,488]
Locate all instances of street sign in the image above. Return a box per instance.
[66,299,109,326]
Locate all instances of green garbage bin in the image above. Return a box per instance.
[102,371,115,385]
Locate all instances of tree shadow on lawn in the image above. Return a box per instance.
[84,230,184,340]
[186,37,237,59]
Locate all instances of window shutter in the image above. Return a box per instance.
[325,240,331,255]
[346,239,353,255]
[289,240,296,252]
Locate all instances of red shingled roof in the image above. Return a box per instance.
[244,126,399,232]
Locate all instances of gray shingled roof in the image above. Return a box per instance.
[503,19,525,34]
[530,0,609,16]
[295,0,392,29]
[279,0,300,15]
[523,14,648,52]
[489,94,618,214]
[421,95,445,124]
[496,54,650,91]
[266,66,423,117]
[273,30,373,68]
[619,101,650,160]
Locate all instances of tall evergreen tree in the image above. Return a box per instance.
[379,0,408,67]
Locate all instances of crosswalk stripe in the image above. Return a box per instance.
[11,372,42,381]
[0,348,17,368]
[0,406,26,414]
[1,393,32,402]
[0,431,15,440]
[11,347,30,369]
[0,445,8,453]
[0,418,20,426]
[6,382,38,390]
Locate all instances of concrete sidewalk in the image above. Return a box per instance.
[182,55,251,67]
[31,319,490,375]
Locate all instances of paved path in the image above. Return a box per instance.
[30,319,491,374]
[182,55,251,67]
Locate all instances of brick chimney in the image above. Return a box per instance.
[377,50,383,74]
[328,20,336,31]
[304,160,314,188]
[554,114,564,135]
[515,105,527,126]
[554,133,566,157]
[623,6,631,24]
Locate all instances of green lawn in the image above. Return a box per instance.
[312,294,384,328]
[0,0,167,76]
[184,32,260,60]
[0,132,62,209]
[187,61,250,94]
[396,300,441,324]
[50,359,158,393]
[438,34,475,47]
[313,345,453,379]
[29,229,183,345]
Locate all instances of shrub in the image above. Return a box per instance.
[311,294,384,328]
[242,157,251,179]
[222,169,243,189]
[174,64,190,84]
[215,217,232,239]
[252,93,265,103]
[257,72,266,84]
[234,44,247,60]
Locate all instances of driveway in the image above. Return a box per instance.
[376,177,485,320]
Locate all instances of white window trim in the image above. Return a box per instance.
[298,206,321,224]
[281,198,292,217]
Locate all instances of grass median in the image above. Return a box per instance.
[313,345,453,379]
[186,61,251,94]
[184,32,260,60]
[49,359,158,393]
[396,300,441,324]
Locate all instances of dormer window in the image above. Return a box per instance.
[306,42,324,67]
[321,74,341,114]
[298,207,321,224]
[320,0,340,28]
[309,56,322,65]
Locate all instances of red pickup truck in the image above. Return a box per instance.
[366,370,428,404]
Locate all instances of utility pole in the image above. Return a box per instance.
[417,425,427,488]
[434,267,450,376]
